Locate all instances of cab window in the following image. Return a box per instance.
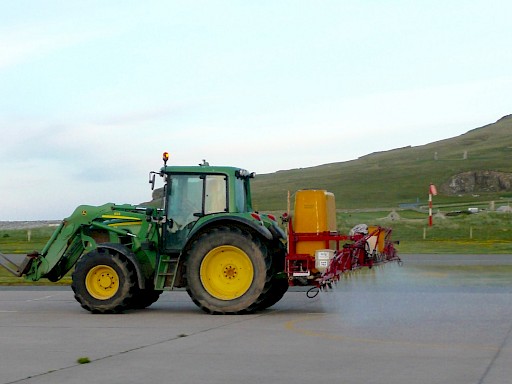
[204,175,227,214]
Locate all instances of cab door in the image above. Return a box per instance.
[164,174,227,252]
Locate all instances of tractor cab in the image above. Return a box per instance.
[159,162,257,253]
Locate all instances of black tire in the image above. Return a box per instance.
[71,248,137,314]
[255,244,288,310]
[185,226,272,314]
[256,277,289,310]
[130,279,163,309]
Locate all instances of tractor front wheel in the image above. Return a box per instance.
[185,227,272,314]
[72,248,137,314]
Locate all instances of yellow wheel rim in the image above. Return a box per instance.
[85,265,119,300]
[200,245,254,300]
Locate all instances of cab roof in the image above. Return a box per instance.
[162,165,254,177]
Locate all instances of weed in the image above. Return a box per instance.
[76,357,90,364]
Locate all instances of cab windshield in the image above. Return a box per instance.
[234,177,251,213]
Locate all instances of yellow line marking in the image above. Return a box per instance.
[284,314,498,352]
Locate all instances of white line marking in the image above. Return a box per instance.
[25,295,56,302]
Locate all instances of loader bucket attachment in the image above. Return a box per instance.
[0,253,34,277]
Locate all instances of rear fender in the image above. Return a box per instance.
[266,220,286,241]
[185,216,274,249]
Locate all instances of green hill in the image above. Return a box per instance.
[251,115,512,211]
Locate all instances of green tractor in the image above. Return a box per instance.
[0,153,288,314]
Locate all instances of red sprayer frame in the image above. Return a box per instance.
[283,215,400,289]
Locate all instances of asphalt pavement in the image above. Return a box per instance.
[1,255,511,384]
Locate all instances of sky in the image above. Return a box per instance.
[1,0,511,220]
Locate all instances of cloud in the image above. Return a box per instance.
[0,10,129,72]
[0,25,78,70]
[90,101,200,126]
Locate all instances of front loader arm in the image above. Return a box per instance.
[1,203,149,282]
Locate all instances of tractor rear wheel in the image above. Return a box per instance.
[130,279,163,309]
[185,227,272,314]
[72,248,137,314]
[255,245,288,310]
[256,277,289,310]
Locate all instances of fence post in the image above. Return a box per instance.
[428,184,438,226]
